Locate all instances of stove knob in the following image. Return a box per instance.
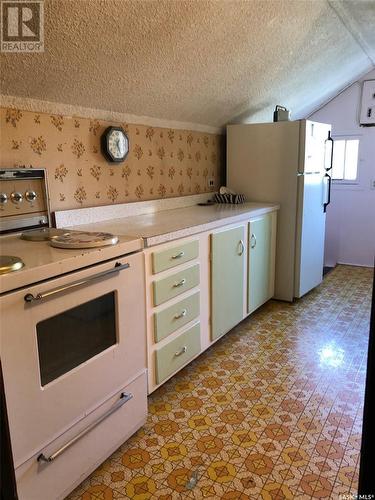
[0,193,8,204]
[10,192,23,204]
[25,190,38,202]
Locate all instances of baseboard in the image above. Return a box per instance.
[337,261,374,269]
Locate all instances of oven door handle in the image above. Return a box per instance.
[37,392,133,463]
[24,262,130,303]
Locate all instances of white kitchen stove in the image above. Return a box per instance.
[0,169,147,500]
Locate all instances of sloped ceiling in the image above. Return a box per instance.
[1,0,374,128]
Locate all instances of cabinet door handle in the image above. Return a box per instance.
[174,309,187,319]
[250,234,257,248]
[174,346,187,357]
[238,240,244,256]
[172,251,185,259]
[173,278,186,288]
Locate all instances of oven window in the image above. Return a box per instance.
[36,292,117,386]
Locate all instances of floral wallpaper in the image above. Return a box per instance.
[0,107,223,212]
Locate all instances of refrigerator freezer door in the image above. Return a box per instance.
[294,172,326,298]
[300,121,331,174]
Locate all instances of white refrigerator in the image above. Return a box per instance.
[227,120,333,302]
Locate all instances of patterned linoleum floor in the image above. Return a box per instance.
[67,265,373,500]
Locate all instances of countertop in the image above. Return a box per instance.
[70,202,280,246]
[0,201,279,294]
[0,234,142,294]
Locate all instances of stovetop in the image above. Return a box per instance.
[0,169,141,292]
[0,233,143,295]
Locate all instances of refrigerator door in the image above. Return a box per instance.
[294,172,327,298]
[299,121,331,174]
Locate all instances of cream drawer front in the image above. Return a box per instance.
[153,264,200,306]
[15,371,147,500]
[155,323,201,384]
[154,292,200,343]
[152,240,199,274]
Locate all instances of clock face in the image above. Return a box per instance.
[101,127,129,163]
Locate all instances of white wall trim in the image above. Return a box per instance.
[0,94,223,135]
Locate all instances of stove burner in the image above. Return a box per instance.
[0,255,24,274]
[49,231,119,249]
[20,228,68,242]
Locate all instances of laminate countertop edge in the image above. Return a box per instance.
[70,202,280,247]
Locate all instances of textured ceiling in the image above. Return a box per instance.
[1,0,374,127]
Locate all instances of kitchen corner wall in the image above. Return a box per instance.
[0,106,223,213]
[310,69,375,268]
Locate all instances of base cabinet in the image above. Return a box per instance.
[145,210,277,393]
[211,225,245,340]
[248,212,276,313]
[144,235,207,393]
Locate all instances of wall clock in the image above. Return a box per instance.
[101,126,129,163]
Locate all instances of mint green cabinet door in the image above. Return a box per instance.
[248,214,272,313]
[211,226,245,341]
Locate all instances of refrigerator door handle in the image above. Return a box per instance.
[323,173,332,213]
[324,131,334,172]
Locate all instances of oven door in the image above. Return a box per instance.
[0,252,145,468]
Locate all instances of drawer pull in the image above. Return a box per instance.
[37,392,133,463]
[173,278,186,288]
[172,251,185,259]
[174,308,187,319]
[174,346,187,357]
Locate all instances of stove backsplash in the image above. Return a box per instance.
[0,107,223,212]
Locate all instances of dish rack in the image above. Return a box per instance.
[214,193,245,204]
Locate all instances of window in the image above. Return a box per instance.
[332,137,360,182]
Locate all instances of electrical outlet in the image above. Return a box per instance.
[371,179,375,190]
[207,178,215,188]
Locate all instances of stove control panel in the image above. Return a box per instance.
[0,169,50,233]
[0,180,46,214]
[1,190,39,204]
